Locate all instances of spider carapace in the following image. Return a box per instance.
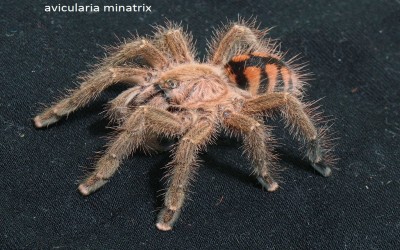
[33,20,335,231]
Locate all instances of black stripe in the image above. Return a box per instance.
[256,56,284,94]
[258,67,269,94]
[248,55,285,68]
[226,55,286,92]
[288,75,293,91]
[226,61,248,89]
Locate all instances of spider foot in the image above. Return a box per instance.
[78,175,109,196]
[33,111,61,128]
[156,207,181,231]
[307,138,332,177]
[311,162,332,177]
[257,176,279,192]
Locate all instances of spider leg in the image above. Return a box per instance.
[78,106,184,196]
[106,85,143,124]
[156,117,215,231]
[103,38,169,68]
[209,22,267,65]
[34,36,169,128]
[222,111,278,191]
[106,86,172,153]
[33,67,151,128]
[242,92,332,177]
[153,23,195,63]
[106,84,164,124]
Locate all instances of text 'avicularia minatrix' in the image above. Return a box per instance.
[44,4,152,13]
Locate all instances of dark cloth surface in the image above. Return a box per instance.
[1,0,399,249]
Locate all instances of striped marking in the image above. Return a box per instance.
[265,64,278,93]
[280,67,291,92]
[225,53,295,95]
[243,66,261,94]
[230,54,250,62]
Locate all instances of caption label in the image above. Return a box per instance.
[44,4,152,13]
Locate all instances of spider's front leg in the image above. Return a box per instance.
[242,93,332,177]
[222,110,279,191]
[33,38,167,128]
[156,117,215,231]
[106,86,172,153]
[106,84,167,124]
[78,106,184,195]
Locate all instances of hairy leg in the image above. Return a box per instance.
[222,110,278,191]
[242,92,332,177]
[156,118,215,231]
[33,66,152,128]
[78,106,184,195]
[103,38,169,68]
[106,86,143,124]
[34,37,168,128]
[209,21,269,65]
[106,83,165,124]
[153,23,195,63]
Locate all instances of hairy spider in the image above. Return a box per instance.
[33,20,335,231]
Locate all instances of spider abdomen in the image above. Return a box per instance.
[225,52,301,96]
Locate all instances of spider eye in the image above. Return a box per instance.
[166,79,178,89]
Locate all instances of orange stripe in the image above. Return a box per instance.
[243,66,261,95]
[280,66,291,92]
[265,64,278,93]
[230,54,250,62]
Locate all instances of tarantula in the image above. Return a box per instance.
[33,20,334,231]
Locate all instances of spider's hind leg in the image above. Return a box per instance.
[243,93,332,177]
[209,20,273,65]
[153,22,196,63]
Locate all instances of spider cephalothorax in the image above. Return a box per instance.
[34,20,335,231]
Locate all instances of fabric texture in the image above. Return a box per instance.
[1,0,399,248]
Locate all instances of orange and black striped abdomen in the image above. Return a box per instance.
[225,53,297,96]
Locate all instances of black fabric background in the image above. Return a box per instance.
[1,0,399,249]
